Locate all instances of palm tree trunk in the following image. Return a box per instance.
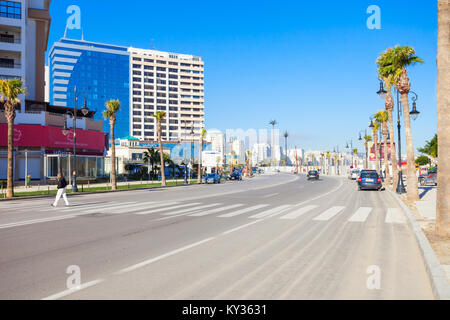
[374,132,380,174]
[157,122,166,186]
[110,119,117,190]
[436,0,450,237]
[383,125,391,185]
[401,92,420,201]
[6,111,14,198]
[387,109,398,187]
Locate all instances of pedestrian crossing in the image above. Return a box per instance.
[2,199,409,226]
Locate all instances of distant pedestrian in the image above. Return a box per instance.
[52,173,69,207]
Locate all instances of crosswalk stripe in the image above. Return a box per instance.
[189,204,243,217]
[162,203,222,216]
[348,207,373,222]
[313,206,346,221]
[248,205,292,219]
[218,204,269,218]
[385,208,406,224]
[61,202,137,213]
[82,201,160,214]
[134,203,200,215]
[279,205,318,220]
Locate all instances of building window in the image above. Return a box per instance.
[0,1,21,19]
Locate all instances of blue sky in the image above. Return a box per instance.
[47,0,438,152]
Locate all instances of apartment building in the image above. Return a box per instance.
[0,0,51,104]
[128,48,204,142]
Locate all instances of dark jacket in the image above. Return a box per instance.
[57,177,67,189]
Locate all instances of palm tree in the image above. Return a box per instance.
[283,131,289,166]
[380,75,399,188]
[370,118,381,175]
[246,150,252,177]
[216,156,221,174]
[152,111,167,186]
[352,148,358,168]
[143,148,159,179]
[0,79,26,198]
[326,151,331,174]
[377,45,423,201]
[364,135,372,169]
[230,150,236,173]
[103,99,121,190]
[374,110,391,185]
[198,129,206,183]
[437,0,450,237]
[269,120,277,164]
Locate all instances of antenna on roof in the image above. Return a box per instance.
[150,38,155,50]
[63,24,68,39]
[81,28,84,41]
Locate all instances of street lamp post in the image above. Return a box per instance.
[359,129,368,169]
[62,87,89,193]
[190,123,195,181]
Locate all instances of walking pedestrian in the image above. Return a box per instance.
[52,173,69,207]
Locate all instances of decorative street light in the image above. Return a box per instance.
[62,87,89,193]
[376,77,387,99]
[409,91,420,121]
[359,129,368,169]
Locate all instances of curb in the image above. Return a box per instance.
[0,182,197,202]
[386,187,450,300]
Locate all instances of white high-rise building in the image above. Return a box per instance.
[206,129,225,155]
[231,139,246,165]
[252,143,270,165]
[128,48,204,142]
[0,0,52,106]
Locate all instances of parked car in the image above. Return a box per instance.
[418,167,437,186]
[229,170,243,181]
[202,173,221,184]
[348,168,361,180]
[307,170,319,181]
[357,170,382,191]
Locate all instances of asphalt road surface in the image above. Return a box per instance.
[0,173,434,299]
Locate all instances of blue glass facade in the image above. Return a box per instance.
[49,39,130,139]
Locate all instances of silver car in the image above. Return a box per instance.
[349,169,360,180]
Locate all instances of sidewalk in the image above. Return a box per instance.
[411,186,450,287]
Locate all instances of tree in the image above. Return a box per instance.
[364,135,372,170]
[283,131,289,166]
[230,150,236,173]
[198,129,206,183]
[377,45,424,201]
[370,118,381,175]
[103,99,121,190]
[417,134,438,158]
[378,74,399,188]
[415,155,431,166]
[143,148,159,178]
[152,111,167,186]
[269,120,277,164]
[0,79,26,198]
[437,0,450,237]
[352,148,358,168]
[374,110,391,184]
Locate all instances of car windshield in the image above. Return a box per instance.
[361,172,379,178]
[352,170,360,174]
[309,171,317,174]
[205,174,215,178]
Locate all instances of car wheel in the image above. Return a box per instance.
[419,178,426,186]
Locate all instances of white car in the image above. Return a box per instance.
[349,169,360,180]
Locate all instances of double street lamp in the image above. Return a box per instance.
[359,129,368,169]
[376,82,420,194]
[62,87,89,193]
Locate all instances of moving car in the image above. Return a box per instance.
[357,170,382,191]
[228,170,243,181]
[348,168,361,180]
[307,170,319,181]
[202,173,221,184]
[418,167,437,186]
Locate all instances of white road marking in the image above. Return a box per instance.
[313,206,346,221]
[221,220,264,235]
[189,204,243,217]
[279,205,318,220]
[295,179,344,207]
[161,203,222,216]
[63,202,137,213]
[348,207,373,222]
[134,203,200,215]
[0,215,76,229]
[248,205,292,219]
[385,208,406,224]
[116,237,215,274]
[262,193,279,198]
[104,201,165,214]
[218,204,269,218]
[42,279,105,300]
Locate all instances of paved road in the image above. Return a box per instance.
[0,173,433,299]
